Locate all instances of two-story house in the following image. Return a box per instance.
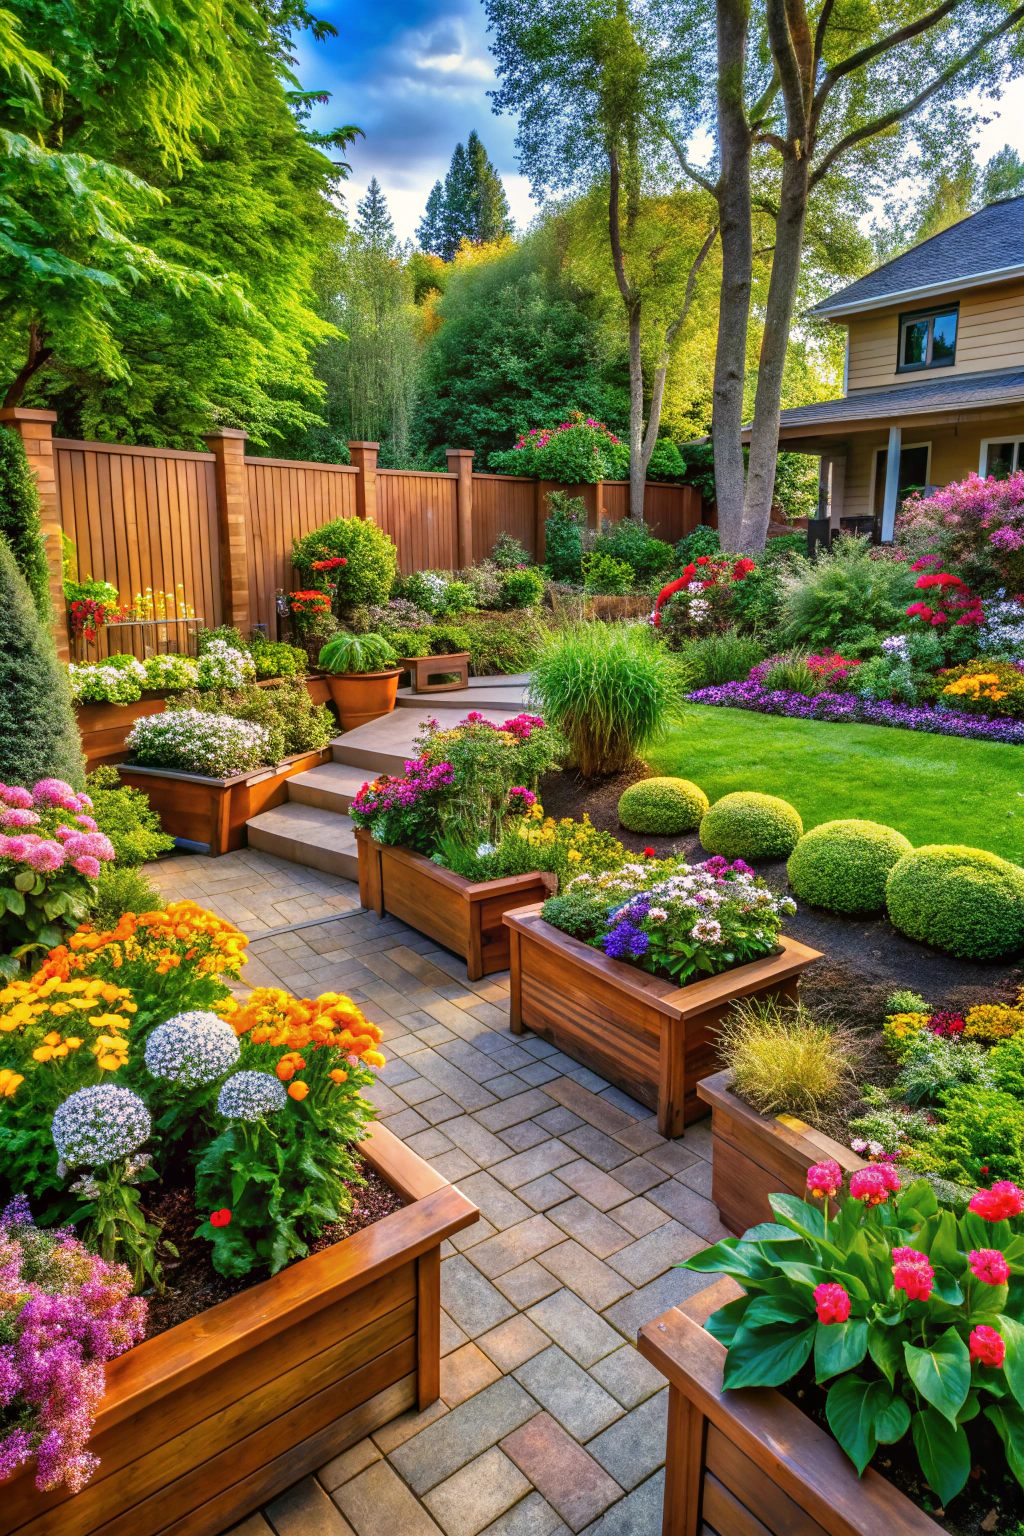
[751,195,1024,539]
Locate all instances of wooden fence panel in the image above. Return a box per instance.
[245,459,358,633]
[55,441,222,658]
[377,471,459,574]
[643,482,702,544]
[471,475,538,562]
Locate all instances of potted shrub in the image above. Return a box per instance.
[640,1169,1024,1536]
[503,857,822,1137]
[318,633,403,730]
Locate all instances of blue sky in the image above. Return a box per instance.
[296,0,1024,243]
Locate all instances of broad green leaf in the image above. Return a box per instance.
[825,1376,881,1474]
[986,1401,1024,1489]
[1000,1315,1024,1408]
[957,1391,980,1424]
[961,1211,1011,1253]
[930,1270,964,1306]
[924,1211,964,1275]
[874,1389,911,1444]
[1002,1235,1024,1273]
[904,1328,971,1425]
[868,1322,907,1387]
[744,1294,813,1329]
[768,1192,825,1240]
[911,1408,971,1506]
[897,1180,939,1223]
[842,1230,878,1294]
[704,1297,751,1347]
[684,1240,773,1281]
[741,1222,802,1243]
[814,1318,868,1383]
[3,889,25,915]
[723,1321,815,1389]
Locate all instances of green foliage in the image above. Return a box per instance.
[392,569,477,618]
[888,988,931,1016]
[0,426,49,618]
[672,630,766,688]
[417,713,561,846]
[593,520,674,585]
[86,765,174,866]
[718,996,857,1118]
[679,448,718,505]
[787,819,913,914]
[388,631,431,660]
[855,631,943,705]
[772,454,820,521]
[247,637,307,680]
[0,535,84,790]
[544,492,586,583]
[764,652,822,695]
[317,632,397,675]
[292,518,397,614]
[490,532,533,568]
[461,610,546,675]
[170,680,334,760]
[892,1032,991,1108]
[491,412,628,482]
[781,539,919,652]
[700,792,803,861]
[582,551,633,595]
[646,441,688,482]
[64,578,119,608]
[418,623,473,656]
[618,776,708,835]
[675,525,720,565]
[886,845,1024,959]
[531,623,684,777]
[499,566,545,608]
[90,865,165,930]
[418,131,515,259]
[990,1034,1024,1099]
[926,1087,1024,1185]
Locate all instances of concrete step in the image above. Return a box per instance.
[287,760,369,815]
[246,802,359,880]
[331,706,523,777]
[396,683,532,712]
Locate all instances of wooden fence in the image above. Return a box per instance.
[0,411,706,662]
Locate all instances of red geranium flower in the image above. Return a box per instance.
[970,1181,1024,1221]
[210,1208,232,1228]
[643,847,656,858]
[969,1248,1010,1285]
[813,1282,850,1325]
[892,1247,934,1301]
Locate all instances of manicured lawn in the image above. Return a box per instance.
[647,705,1024,862]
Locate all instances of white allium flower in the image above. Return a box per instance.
[145,1010,241,1086]
[52,1085,151,1168]
[218,1070,287,1120]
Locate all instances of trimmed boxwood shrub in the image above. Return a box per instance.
[618,777,709,835]
[699,791,803,861]
[787,819,913,914]
[0,535,84,788]
[885,844,1024,959]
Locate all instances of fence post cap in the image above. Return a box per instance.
[0,408,57,424]
[202,428,248,442]
[445,448,475,459]
[348,441,381,451]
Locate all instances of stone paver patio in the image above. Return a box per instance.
[150,847,726,1536]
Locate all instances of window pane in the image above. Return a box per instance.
[987,442,1017,479]
[902,320,928,366]
[932,311,957,363]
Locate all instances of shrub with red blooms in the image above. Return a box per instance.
[897,471,1024,589]
[686,1169,1024,1508]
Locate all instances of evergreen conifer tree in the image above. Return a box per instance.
[440,142,476,259]
[417,181,446,255]
[356,177,397,252]
[418,135,516,260]
[0,426,51,620]
[0,535,84,790]
[466,131,514,245]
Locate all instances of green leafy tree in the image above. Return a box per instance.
[0,534,84,789]
[0,424,49,617]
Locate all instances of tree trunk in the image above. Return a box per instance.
[711,0,753,553]
[739,151,809,551]
[628,302,645,523]
[3,323,53,409]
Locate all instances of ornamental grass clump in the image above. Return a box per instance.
[530,623,684,778]
[687,1167,1024,1509]
[718,996,859,1120]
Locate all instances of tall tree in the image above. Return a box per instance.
[417,180,446,253]
[467,130,515,243]
[418,132,515,259]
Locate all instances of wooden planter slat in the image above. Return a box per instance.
[503,905,823,1138]
[697,1070,866,1235]
[356,830,557,981]
[118,747,333,855]
[639,1286,940,1536]
[1,1125,477,1536]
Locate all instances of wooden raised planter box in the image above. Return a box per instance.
[638,1280,939,1536]
[0,1122,478,1536]
[503,906,823,1138]
[698,1069,866,1236]
[356,829,557,981]
[399,652,471,693]
[119,746,333,855]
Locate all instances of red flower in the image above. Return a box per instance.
[970,1182,1024,1221]
[643,847,656,858]
[696,556,710,564]
[210,1208,232,1228]
[969,1248,1010,1285]
[806,1159,843,1199]
[813,1282,851,1325]
[892,1247,934,1301]
[970,1325,1005,1368]
[850,1166,899,1204]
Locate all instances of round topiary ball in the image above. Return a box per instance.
[885,845,1024,959]
[699,791,803,861]
[787,819,913,913]
[618,777,709,835]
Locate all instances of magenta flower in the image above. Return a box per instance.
[74,815,98,832]
[73,856,102,879]
[806,1159,843,1198]
[0,785,33,810]
[31,779,77,807]
[25,841,65,872]
[813,1282,851,1324]
[969,1248,1011,1285]
[893,1247,934,1301]
[0,808,39,828]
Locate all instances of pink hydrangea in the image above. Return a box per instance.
[0,785,33,810]
[72,856,101,879]
[2,836,31,860]
[0,808,39,828]
[25,841,65,872]
[31,779,77,807]
[74,815,98,832]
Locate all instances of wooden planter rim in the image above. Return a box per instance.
[698,1068,868,1174]
[354,830,558,904]
[118,747,331,790]
[638,1285,939,1536]
[502,905,822,1017]
[89,1122,475,1438]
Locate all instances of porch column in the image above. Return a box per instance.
[880,426,902,542]
[828,456,846,528]
[0,407,69,661]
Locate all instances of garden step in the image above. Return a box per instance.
[287,761,369,814]
[396,681,533,712]
[245,802,358,880]
[331,707,523,778]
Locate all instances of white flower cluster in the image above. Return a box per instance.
[197,639,256,690]
[217,1070,287,1120]
[127,709,271,778]
[880,635,910,658]
[52,1085,151,1168]
[977,594,1024,657]
[145,1010,241,1086]
[69,659,147,705]
[144,653,199,690]
[687,598,711,624]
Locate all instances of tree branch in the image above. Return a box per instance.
[607,146,633,308]
[813,0,963,117]
[765,0,809,146]
[3,323,52,409]
[661,124,719,197]
[812,0,836,78]
[748,69,781,128]
[753,132,789,153]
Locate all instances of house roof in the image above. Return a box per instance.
[809,198,1024,319]
[742,366,1024,440]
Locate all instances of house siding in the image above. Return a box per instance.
[845,277,1024,393]
[837,411,1024,518]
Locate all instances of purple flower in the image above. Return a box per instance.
[687,682,1024,745]
[602,920,650,960]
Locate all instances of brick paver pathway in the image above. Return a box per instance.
[149,849,727,1536]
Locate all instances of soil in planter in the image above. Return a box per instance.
[779,1365,1024,1536]
[143,1155,405,1337]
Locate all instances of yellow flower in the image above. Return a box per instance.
[0,1069,23,1097]
[88,1013,128,1031]
[32,1045,55,1062]
[363,1049,386,1069]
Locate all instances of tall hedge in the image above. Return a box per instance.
[0,535,84,789]
[0,426,51,620]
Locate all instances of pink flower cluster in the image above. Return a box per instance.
[0,1197,146,1493]
[969,1181,1024,1221]
[892,1246,934,1300]
[813,1281,850,1324]
[514,416,621,451]
[898,471,1024,583]
[0,783,112,878]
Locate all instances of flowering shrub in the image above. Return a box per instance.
[0,780,114,962]
[936,659,1024,720]
[905,560,984,633]
[69,658,147,705]
[0,1197,146,1493]
[416,711,559,847]
[349,761,456,853]
[392,569,477,618]
[68,597,114,642]
[687,1167,1024,1507]
[898,471,1024,587]
[541,855,794,986]
[652,557,756,636]
[144,1011,240,1086]
[977,592,1024,657]
[126,709,272,776]
[142,652,201,691]
[964,1001,1024,1043]
[286,590,333,632]
[195,639,255,690]
[445,802,626,885]
[489,412,628,482]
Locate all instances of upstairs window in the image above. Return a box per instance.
[898,306,958,372]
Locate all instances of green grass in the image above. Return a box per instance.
[646,705,1024,863]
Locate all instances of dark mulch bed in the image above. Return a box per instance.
[144,1156,405,1338]
[539,767,1024,1019]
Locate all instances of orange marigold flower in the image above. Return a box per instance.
[329,1068,348,1083]
[287,1080,309,1100]
[276,1059,297,1081]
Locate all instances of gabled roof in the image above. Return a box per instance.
[809,198,1024,320]
[741,366,1024,440]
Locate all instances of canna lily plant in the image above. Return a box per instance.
[684,1162,1024,1508]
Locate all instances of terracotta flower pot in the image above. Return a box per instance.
[326,668,402,730]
